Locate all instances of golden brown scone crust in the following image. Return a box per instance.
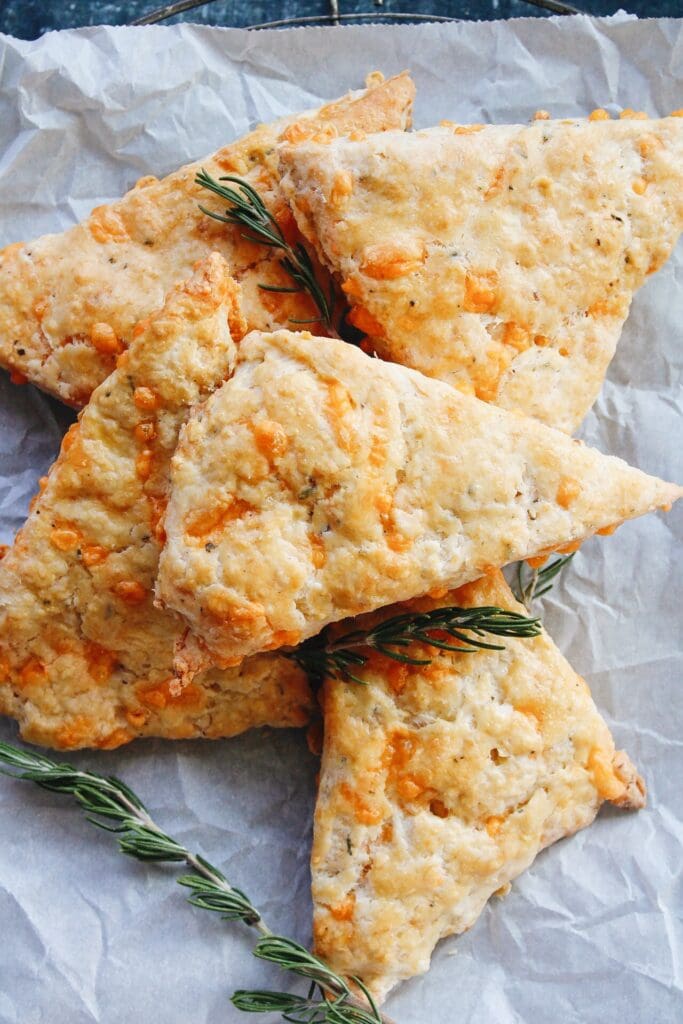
[0,255,311,750]
[157,329,680,667]
[312,572,646,1002]
[0,72,414,407]
[279,116,683,432]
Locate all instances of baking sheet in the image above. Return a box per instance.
[1,13,682,1023]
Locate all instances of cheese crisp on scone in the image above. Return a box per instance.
[156,330,680,668]
[0,256,311,750]
[0,72,414,407]
[311,572,645,1002]
[279,115,683,432]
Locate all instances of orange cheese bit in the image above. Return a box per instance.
[310,533,327,569]
[463,270,499,313]
[96,728,133,750]
[619,109,648,120]
[375,493,411,553]
[484,165,506,200]
[90,322,123,355]
[485,815,504,837]
[339,781,383,826]
[134,420,157,444]
[589,108,610,121]
[113,579,147,604]
[347,304,385,337]
[0,649,10,682]
[19,657,47,688]
[136,449,153,481]
[50,526,81,552]
[328,893,356,922]
[396,775,425,801]
[252,419,289,461]
[526,553,550,570]
[588,748,625,801]
[89,205,129,244]
[85,642,117,683]
[671,109,683,117]
[502,322,531,353]
[556,476,581,509]
[341,276,363,299]
[515,700,544,724]
[136,678,205,711]
[125,709,148,729]
[329,170,354,207]
[281,121,338,146]
[82,544,108,567]
[267,629,302,650]
[638,134,663,159]
[454,124,485,135]
[533,110,551,121]
[133,386,160,412]
[361,241,425,280]
[54,716,94,749]
[534,333,551,348]
[597,521,620,536]
[632,177,648,196]
[185,496,252,539]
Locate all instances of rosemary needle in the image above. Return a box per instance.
[513,553,576,612]
[0,741,389,1024]
[289,604,541,684]
[195,169,335,329]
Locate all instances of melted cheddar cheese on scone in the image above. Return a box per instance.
[156,330,681,669]
[0,256,311,750]
[0,72,414,406]
[312,572,645,1002]
[279,114,683,432]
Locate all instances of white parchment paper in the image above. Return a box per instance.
[0,14,681,1023]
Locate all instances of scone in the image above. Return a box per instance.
[0,71,414,406]
[0,255,311,750]
[279,114,683,432]
[156,330,680,668]
[312,571,645,1002]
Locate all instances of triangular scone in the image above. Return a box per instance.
[312,571,645,1002]
[280,115,683,432]
[156,330,680,667]
[0,72,414,407]
[0,256,311,750]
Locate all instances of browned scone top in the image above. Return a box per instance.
[312,571,645,1002]
[279,113,683,433]
[0,255,311,750]
[156,329,681,670]
[0,71,414,406]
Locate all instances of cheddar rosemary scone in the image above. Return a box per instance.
[0,72,414,406]
[0,256,311,750]
[157,330,680,668]
[280,114,683,432]
[312,571,645,1002]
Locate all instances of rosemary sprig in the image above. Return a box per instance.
[514,553,576,612]
[0,741,388,1024]
[289,604,541,684]
[196,169,334,328]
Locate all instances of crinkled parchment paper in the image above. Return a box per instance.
[0,13,681,1023]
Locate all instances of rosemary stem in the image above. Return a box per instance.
[183,851,273,938]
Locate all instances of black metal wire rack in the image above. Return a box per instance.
[131,0,583,28]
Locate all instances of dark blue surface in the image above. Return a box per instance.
[1,0,682,41]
